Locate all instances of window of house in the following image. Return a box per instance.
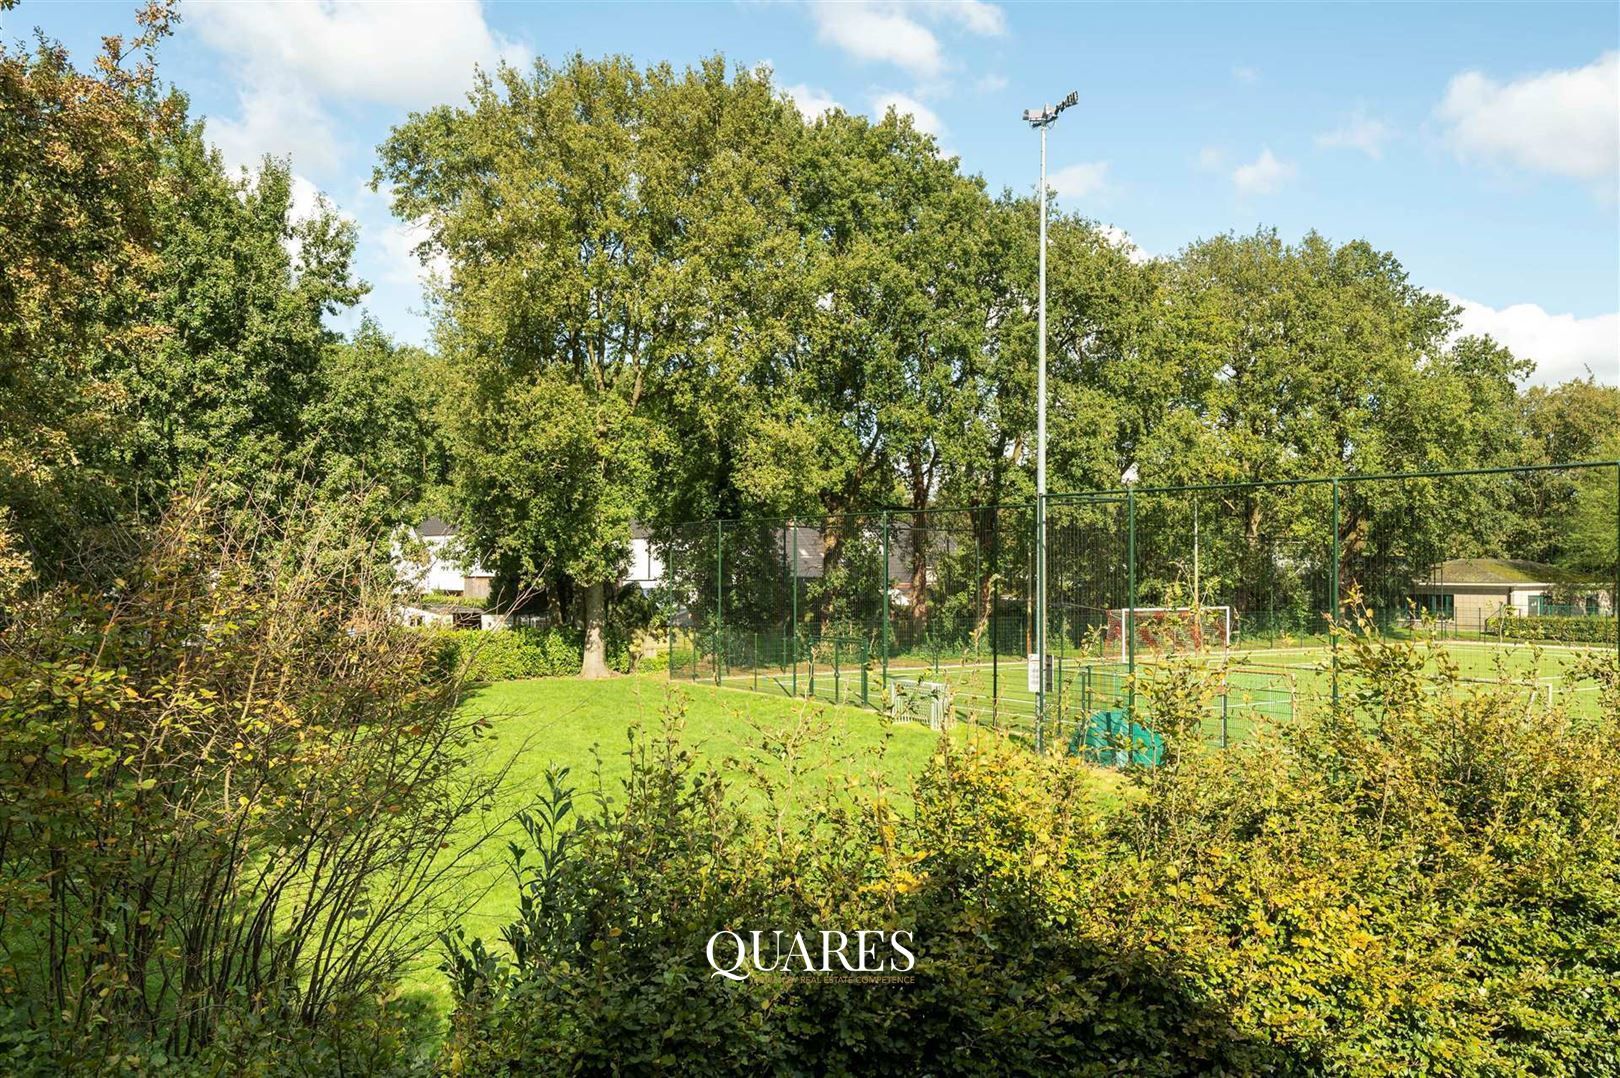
[1411,593,1454,618]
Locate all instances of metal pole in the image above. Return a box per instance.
[1331,479,1340,710]
[1126,489,1136,727]
[881,511,890,702]
[1035,119,1049,755]
[991,511,999,721]
[790,522,798,697]
[715,519,724,687]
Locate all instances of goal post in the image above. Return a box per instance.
[1105,606,1232,661]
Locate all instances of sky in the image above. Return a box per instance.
[8,0,1618,387]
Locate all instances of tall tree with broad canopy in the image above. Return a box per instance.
[377,55,803,676]
[780,108,1003,631]
[1,0,363,587]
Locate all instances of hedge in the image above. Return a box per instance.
[1484,612,1619,645]
[427,625,633,682]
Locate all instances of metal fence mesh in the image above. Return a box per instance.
[662,463,1620,746]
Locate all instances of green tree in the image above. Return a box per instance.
[1119,230,1529,618]
[780,109,1003,629]
[378,55,802,675]
[118,146,363,509]
[1563,442,1619,584]
[1,2,363,586]
[0,3,176,574]
[300,317,449,532]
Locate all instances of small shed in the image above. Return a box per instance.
[1410,558,1612,628]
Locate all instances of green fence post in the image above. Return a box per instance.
[1331,479,1340,711]
[715,519,724,687]
[880,511,890,701]
[789,522,798,698]
[752,632,758,693]
[834,637,842,704]
[990,510,999,723]
[861,637,869,708]
[1126,489,1136,728]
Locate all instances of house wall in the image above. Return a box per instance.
[627,536,665,589]
[463,573,493,602]
[1414,582,1550,629]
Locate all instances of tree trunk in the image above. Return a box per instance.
[579,580,611,679]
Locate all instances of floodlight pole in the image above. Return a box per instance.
[1036,117,1048,754]
[1024,90,1077,755]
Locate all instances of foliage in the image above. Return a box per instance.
[0,492,506,1071]
[1561,448,1619,582]
[1485,611,1620,645]
[378,54,804,674]
[0,3,364,584]
[430,625,634,683]
[440,625,1620,1075]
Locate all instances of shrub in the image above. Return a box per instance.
[0,495,504,1072]
[1483,612,1618,645]
[440,619,1620,1075]
[429,625,633,682]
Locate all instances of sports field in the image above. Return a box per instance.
[709,635,1612,746]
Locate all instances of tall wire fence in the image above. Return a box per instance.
[661,462,1620,749]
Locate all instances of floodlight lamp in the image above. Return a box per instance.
[1062,90,1079,109]
[1022,108,1042,123]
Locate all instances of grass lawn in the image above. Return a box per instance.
[403,672,1124,1010]
[713,635,1611,749]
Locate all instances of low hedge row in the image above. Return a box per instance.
[1484,612,1618,645]
[428,626,634,682]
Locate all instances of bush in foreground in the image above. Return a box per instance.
[0,496,507,1073]
[442,628,1620,1075]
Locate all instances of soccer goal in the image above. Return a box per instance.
[1105,606,1233,661]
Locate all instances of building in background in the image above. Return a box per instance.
[1410,558,1613,630]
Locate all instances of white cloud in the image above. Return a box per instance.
[187,0,526,111]
[807,0,1004,79]
[782,83,842,121]
[872,92,945,137]
[1231,148,1296,195]
[1099,224,1151,265]
[353,183,450,291]
[1197,146,1224,171]
[1316,107,1392,159]
[208,77,341,176]
[1447,294,1620,387]
[1232,65,1259,84]
[811,2,945,78]
[1436,51,1618,184]
[1048,161,1110,200]
[189,0,526,294]
[923,0,1007,36]
[976,73,1009,93]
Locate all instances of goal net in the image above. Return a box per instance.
[1105,606,1232,661]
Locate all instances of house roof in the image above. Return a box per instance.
[1418,558,1594,587]
[417,516,455,538]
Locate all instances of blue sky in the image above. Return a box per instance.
[9,1,1617,385]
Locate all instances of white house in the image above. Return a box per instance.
[403,517,494,601]
[627,523,666,592]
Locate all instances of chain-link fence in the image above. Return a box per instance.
[661,462,1620,747]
